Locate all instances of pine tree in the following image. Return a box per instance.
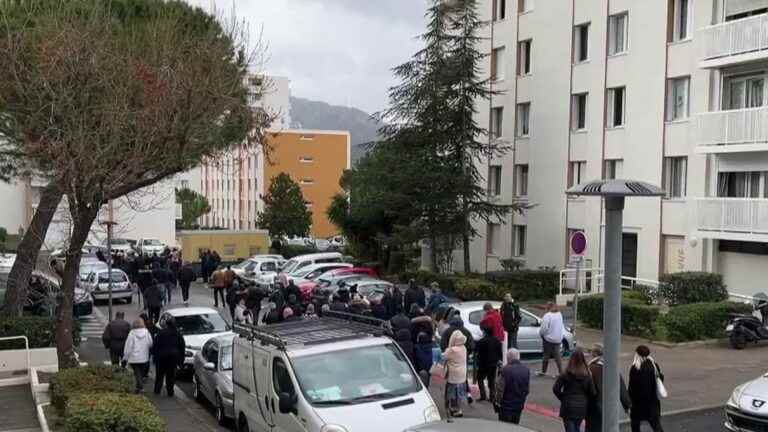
[257,173,313,240]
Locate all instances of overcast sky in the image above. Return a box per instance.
[186,0,427,114]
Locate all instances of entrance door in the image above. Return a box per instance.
[622,233,638,279]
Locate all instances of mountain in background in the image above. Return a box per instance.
[289,96,381,164]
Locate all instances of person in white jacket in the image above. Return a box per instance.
[123,318,154,393]
[538,302,565,378]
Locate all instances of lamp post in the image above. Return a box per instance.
[100,201,118,322]
[566,179,664,432]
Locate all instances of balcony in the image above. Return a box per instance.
[696,107,768,153]
[694,198,768,241]
[699,14,768,68]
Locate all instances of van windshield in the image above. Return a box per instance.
[291,344,421,406]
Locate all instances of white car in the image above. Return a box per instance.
[232,256,282,282]
[78,259,108,282]
[726,372,768,431]
[103,238,133,255]
[82,269,133,303]
[158,307,233,372]
[136,238,165,256]
[286,262,353,285]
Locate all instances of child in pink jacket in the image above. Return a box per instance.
[442,330,468,417]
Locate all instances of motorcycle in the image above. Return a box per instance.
[726,296,768,349]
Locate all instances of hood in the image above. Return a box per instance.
[132,328,150,340]
[183,331,233,350]
[312,391,436,432]
[738,374,768,417]
[448,317,463,328]
[448,330,467,347]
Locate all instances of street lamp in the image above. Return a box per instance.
[565,179,664,432]
[100,201,118,322]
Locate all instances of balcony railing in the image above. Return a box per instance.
[700,13,768,61]
[697,106,768,149]
[695,197,768,234]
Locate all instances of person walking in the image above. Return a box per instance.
[426,282,447,314]
[475,325,503,403]
[404,279,426,316]
[410,307,434,343]
[123,318,153,394]
[585,343,631,432]
[414,332,434,388]
[144,279,164,323]
[552,349,597,432]
[200,250,211,283]
[494,348,530,424]
[480,302,506,343]
[628,345,665,432]
[178,261,195,305]
[210,266,227,308]
[153,318,186,397]
[501,294,522,349]
[394,328,415,365]
[538,302,565,377]
[102,311,131,367]
[226,278,241,322]
[442,330,469,418]
[234,297,252,324]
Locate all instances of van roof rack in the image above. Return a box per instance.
[232,311,392,351]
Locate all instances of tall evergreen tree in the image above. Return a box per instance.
[257,173,312,240]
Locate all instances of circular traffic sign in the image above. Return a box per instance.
[570,231,587,255]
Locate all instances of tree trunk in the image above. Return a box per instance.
[55,205,98,369]
[462,200,471,274]
[2,185,63,317]
[429,234,438,273]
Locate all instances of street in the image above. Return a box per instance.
[72,281,746,432]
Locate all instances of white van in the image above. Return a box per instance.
[232,314,440,432]
[272,252,343,287]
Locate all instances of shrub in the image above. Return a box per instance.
[50,365,132,415]
[485,270,560,301]
[659,301,752,342]
[65,392,165,432]
[658,272,727,306]
[500,258,524,271]
[0,316,80,350]
[280,244,317,258]
[452,277,497,300]
[387,251,406,275]
[577,293,661,338]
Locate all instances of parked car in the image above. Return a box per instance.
[102,238,133,255]
[297,267,378,296]
[726,372,768,432]
[313,238,332,251]
[404,419,534,432]
[439,301,576,354]
[328,235,345,249]
[266,252,343,287]
[354,279,394,303]
[287,262,352,285]
[78,259,108,282]
[307,274,379,302]
[232,256,282,283]
[193,334,235,425]
[82,269,133,304]
[0,270,93,317]
[136,238,165,256]
[158,307,233,372]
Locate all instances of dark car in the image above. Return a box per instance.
[0,270,93,317]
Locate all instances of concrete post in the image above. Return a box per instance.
[603,196,625,432]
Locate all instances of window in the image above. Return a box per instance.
[669,0,690,42]
[571,93,588,131]
[515,164,529,196]
[299,156,314,163]
[491,47,505,81]
[518,0,533,13]
[606,87,626,128]
[300,134,315,141]
[488,165,502,196]
[513,225,527,256]
[717,171,763,198]
[223,243,236,256]
[492,0,507,20]
[516,103,530,137]
[603,159,623,180]
[663,157,687,198]
[608,13,628,55]
[486,223,501,255]
[573,23,590,63]
[491,107,504,138]
[517,40,532,75]
[568,161,587,187]
[300,178,314,185]
[180,179,190,190]
[666,77,690,121]
[273,359,296,398]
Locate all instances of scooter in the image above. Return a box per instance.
[726,297,768,349]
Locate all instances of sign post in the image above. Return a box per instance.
[569,231,587,339]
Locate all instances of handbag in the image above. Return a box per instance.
[653,362,668,399]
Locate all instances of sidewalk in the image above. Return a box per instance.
[0,385,40,432]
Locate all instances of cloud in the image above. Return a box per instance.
[185,0,427,113]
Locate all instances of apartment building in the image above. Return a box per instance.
[464,0,768,298]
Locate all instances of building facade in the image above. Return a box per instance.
[464,0,768,298]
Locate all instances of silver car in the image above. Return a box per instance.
[444,301,576,354]
[726,372,768,431]
[193,334,235,425]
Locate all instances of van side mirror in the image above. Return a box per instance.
[203,362,216,371]
[278,392,297,414]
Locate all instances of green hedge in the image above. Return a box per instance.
[397,271,457,293]
[658,272,728,306]
[50,365,132,415]
[484,270,560,301]
[658,301,752,342]
[578,293,662,338]
[0,316,80,350]
[65,392,165,432]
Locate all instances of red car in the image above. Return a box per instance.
[298,267,378,303]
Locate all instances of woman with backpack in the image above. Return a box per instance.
[552,349,597,432]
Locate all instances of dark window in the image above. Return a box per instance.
[273,358,296,397]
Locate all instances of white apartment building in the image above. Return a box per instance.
[462,0,768,298]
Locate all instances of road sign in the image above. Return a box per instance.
[570,231,587,255]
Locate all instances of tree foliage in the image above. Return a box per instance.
[258,173,312,240]
[175,188,211,230]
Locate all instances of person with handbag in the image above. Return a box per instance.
[585,343,631,432]
[628,345,666,432]
[552,349,597,432]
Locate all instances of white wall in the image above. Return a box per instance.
[719,251,768,297]
[0,180,27,237]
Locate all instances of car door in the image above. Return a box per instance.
[517,310,542,353]
[199,340,216,400]
[205,342,220,401]
[269,357,304,432]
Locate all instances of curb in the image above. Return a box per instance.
[36,402,50,432]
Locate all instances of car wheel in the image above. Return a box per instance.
[730,332,747,350]
[215,393,226,425]
[237,414,250,432]
[192,374,204,402]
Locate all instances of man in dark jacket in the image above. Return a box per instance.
[475,325,503,403]
[500,294,522,349]
[152,318,186,397]
[403,280,426,316]
[144,280,164,322]
[394,328,415,365]
[495,348,530,424]
[410,309,433,343]
[390,311,412,333]
[388,286,404,317]
[178,262,195,305]
[586,343,631,432]
[102,311,130,366]
[440,316,475,355]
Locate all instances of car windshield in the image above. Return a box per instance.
[317,278,332,288]
[281,259,300,274]
[98,272,128,283]
[174,313,229,335]
[358,284,386,298]
[234,260,254,270]
[292,343,420,406]
[144,239,162,246]
[468,310,484,325]
[220,345,233,371]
